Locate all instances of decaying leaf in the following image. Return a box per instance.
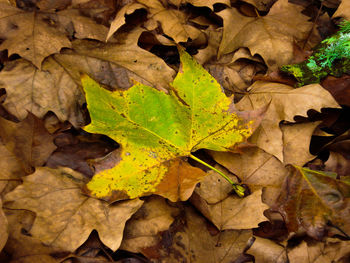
[4,167,144,251]
[82,48,256,201]
[0,113,56,172]
[236,81,340,161]
[0,58,85,127]
[276,165,350,240]
[141,206,252,263]
[0,199,8,252]
[218,0,312,70]
[120,196,180,253]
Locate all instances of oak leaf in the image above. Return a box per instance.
[0,113,56,173]
[82,48,256,201]
[0,58,85,127]
[276,165,350,240]
[218,0,312,70]
[4,167,144,251]
[235,81,340,161]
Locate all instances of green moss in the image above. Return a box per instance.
[281,20,350,86]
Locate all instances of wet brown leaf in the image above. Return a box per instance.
[0,113,56,172]
[321,75,350,107]
[4,167,144,251]
[120,196,180,253]
[218,0,312,70]
[236,81,340,161]
[276,165,350,240]
[0,58,85,127]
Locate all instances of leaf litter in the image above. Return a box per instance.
[0,0,350,262]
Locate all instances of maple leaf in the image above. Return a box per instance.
[3,167,144,251]
[82,48,256,202]
[276,165,350,240]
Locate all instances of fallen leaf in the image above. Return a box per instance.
[0,58,85,127]
[321,75,350,107]
[3,209,62,262]
[0,144,25,196]
[0,2,71,68]
[281,121,321,166]
[0,113,56,172]
[185,0,230,10]
[191,186,269,230]
[0,199,8,252]
[247,236,287,263]
[106,3,146,41]
[325,135,350,177]
[333,0,350,20]
[119,196,180,253]
[276,165,350,240]
[72,27,176,90]
[236,81,340,161]
[142,206,252,262]
[218,0,312,70]
[137,0,202,43]
[287,238,350,263]
[210,146,289,207]
[242,0,276,11]
[4,167,144,251]
[82,48,256,201]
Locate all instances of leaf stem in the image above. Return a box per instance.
[189,154,245,197]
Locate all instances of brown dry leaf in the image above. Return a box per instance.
[3,209,62,263]
[106,3,146,41]
[276,165,350,240]
[72,27,176,90]
[191,186,269,230]
[143,206,252,262]
[247,236,287,263]
[242,0,276,11]
[0,113,56,172]
[236,81,340,162]
[281,121,321,166]
[137,0,202,43]
[55,9,109,42]
[3,167,144,251]
[333,0,350,20]
[185,0,230,9]
[0,2,71,68]
[53,50,153,90]
[210,147,288,207]
[0,199,8,252]
[218,0,312,70]
[0,58,85,127]
[288,238,350,263]
[120,196,180,253]
[0,144,25,196]
[324,135,350,177]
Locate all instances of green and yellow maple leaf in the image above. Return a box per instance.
[82,48,255,202]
